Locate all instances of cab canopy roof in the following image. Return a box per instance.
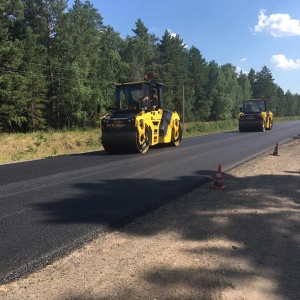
[115,80,164,88]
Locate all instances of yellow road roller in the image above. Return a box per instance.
[238,98,273,132]
[100,80,182,153]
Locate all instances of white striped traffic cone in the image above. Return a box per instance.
[210,165,226,190]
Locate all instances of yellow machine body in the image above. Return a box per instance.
[238,98,273,132]
[100,80,182,153]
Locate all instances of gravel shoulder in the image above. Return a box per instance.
[1,137,300,300]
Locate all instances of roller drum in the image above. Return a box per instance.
[102,130,139,153]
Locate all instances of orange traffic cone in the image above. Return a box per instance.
[272,142,279,156]
[210,165,226,190]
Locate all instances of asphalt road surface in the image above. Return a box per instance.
[0,120,299,284]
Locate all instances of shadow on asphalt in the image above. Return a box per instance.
[28,169,300,299]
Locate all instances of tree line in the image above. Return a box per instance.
[1,0,300,133]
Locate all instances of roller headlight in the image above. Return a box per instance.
[127,117,135,123]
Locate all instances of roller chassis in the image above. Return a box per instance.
[100,80,182,153]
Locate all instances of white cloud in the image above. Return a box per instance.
[270,54,300,70]
[241,58,247,62]
[236,66,248,75]
[167,29,178,38]
[253,9,300,37]
[167,29,188,48]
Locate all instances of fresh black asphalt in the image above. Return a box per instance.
[0,120,299,284]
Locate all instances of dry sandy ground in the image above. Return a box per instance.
[0,137,299,300]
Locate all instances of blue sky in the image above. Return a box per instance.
[85,0,300,94]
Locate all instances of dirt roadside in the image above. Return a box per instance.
[0,137,299,300]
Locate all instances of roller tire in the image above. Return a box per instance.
[136,127,150,153]
[171,124,182,147]
[267,119,273,130]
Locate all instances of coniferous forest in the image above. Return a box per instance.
[1,0,300,133]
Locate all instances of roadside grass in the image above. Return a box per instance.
[0,116,298,164]
[183,119,238,137]
[183,116,300,137]
[0,129,102,164]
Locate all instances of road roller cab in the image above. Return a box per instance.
[238,98,273,132]
[100,80,182,153]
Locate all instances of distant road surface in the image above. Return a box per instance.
[0,120,299,284]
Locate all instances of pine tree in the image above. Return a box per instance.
[295,94,300,116]
[271,85,284,116]
[252,66,276,100]
[235,72,252,116]
[206,61,221,120]
[158,30,189,114]
[285,90,297,117]
[97,25,127,109]
[49,0,103,128]
[22,0,69,128]
[237,72,251,100]
[122,19,157,82]
[21,27,47,131]
[0,0,29,132]
[247,68,257,98]
[99,26,126,83]
[221,63,239,118]
[188,46,210,121]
